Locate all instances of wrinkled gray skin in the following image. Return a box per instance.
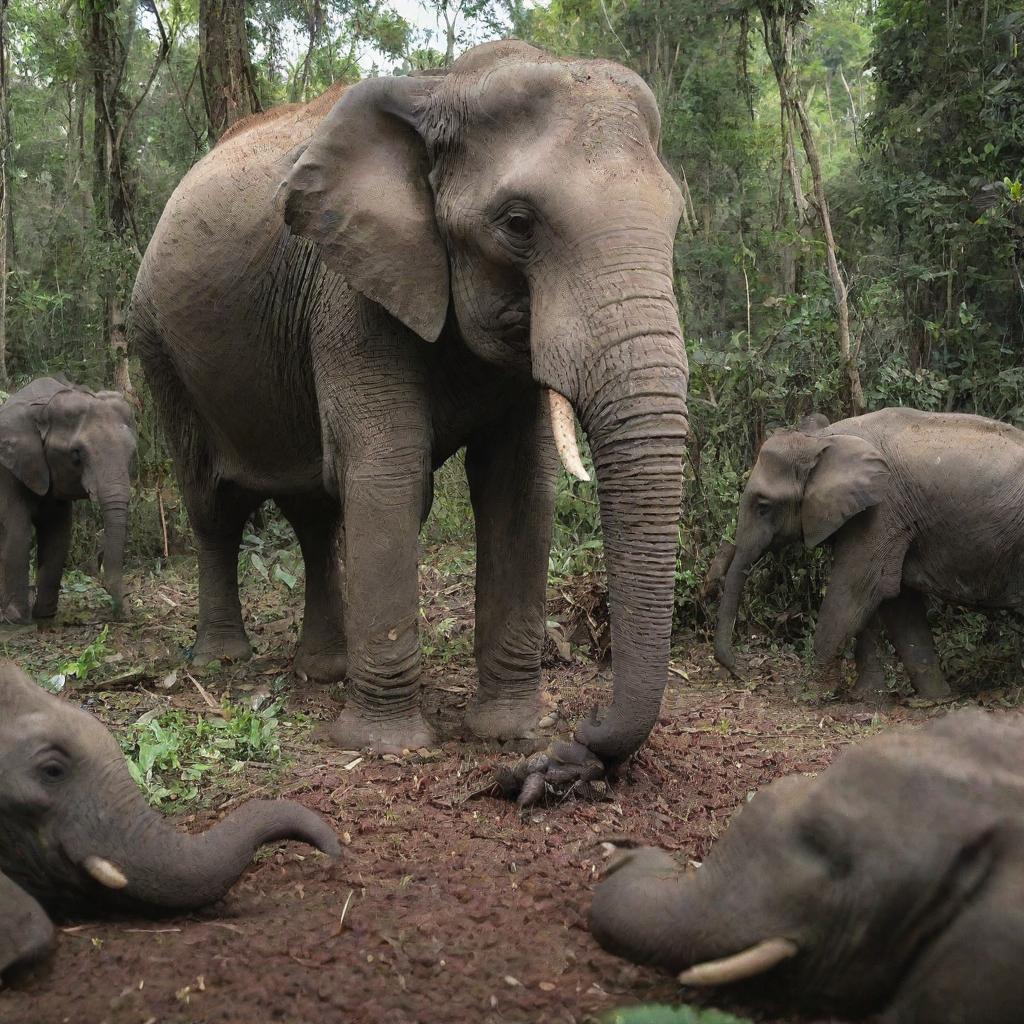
[131,40,689,781]
[0,376,137,623]
[714,409,1024,699]
[591,710,1024,1024]
[0,661,340,980]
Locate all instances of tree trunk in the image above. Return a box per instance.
[0,0,10,389]
[199,0,260,141]
[84,0,136,395]
[759,2,866,415]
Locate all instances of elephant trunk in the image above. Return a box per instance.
[714,540,763,673]
[590,846,796,985]
[65,782,340,912]
[573,323,689,763]
[98,483,130,613]
[590,846,697,971]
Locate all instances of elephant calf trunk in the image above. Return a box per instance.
[85,798,340,912]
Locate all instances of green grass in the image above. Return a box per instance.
[119,698,290,807]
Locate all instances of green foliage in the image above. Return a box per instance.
[120,699,287,806]
[600,1006,754,1024]
[43,626,110,692]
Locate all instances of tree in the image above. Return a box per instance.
[199,0,260,140]
[757,0,865,413]
[0,0,11,387]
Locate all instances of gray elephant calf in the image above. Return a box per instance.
[0,661,340,980]
[591,710,1024,1024]
[714,408,1024,699]
[0,376,137,623]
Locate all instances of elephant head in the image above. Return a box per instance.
[281,41,689,766]
[590,710,1024,1023]
[0,661,339,976]
[714,413,890,672]
[0,377,139,613]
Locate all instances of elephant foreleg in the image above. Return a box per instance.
[0,480,34,625]
[275,494,347,682]
[879,588,950,700]
[464,389,558,742]
[329,448,435,754]
[849,613,889,701]
[33,499,72,620]
[813,512,907,697]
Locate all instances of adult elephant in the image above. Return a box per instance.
[0,660,339,978]
[590,710,1024,1024]
[713,409,1024,699]
[0,376,136,623]
[130,40,690,778]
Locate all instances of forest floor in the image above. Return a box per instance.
[0,542,1019,1024]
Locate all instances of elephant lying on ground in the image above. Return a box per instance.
[0,661,340,980]
[0,376,137,623]
[714,409,1024,699]
[591,710,1024,1024]
[131,40,689,790]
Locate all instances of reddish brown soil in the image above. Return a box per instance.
[0,555,979,1024]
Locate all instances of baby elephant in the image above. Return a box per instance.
[0,661,340,979]
[591,710,1024,1024]
[714,408,1024,699]
[0,376,138,623]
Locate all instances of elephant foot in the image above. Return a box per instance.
[293,646,348,683]
[910,676,952,702]
[324,705,436,755]
[464,691,553,744]
[190,630,252,665]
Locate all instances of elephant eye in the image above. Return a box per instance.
[39,760,68,783]
[756,498,773,515]
[505,213,532,237]
[495,203,536,252]
[69,446,83,466]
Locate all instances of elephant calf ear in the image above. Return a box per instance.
[802,435,891,548]
[279,75,449,344]
[0,402,49,496]
[0,872,55,978]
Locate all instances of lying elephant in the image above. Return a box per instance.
[714,409,1024,699]
[131,39,690,785]
[591,710,1024,1023]
[0,376,137,623]
[0,661,340,980]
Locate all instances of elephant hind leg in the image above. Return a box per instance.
[189,485,263,664]
[136,329,257,663]
[274,493,347,682]
[880,589,950,700]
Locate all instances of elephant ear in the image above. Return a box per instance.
[0,871,55,978]
[280,74,448,343]
[0,397,49,496]
[796,412,830,433]
[802,434,891,548]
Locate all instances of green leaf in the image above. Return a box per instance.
[601,1007,754,1024]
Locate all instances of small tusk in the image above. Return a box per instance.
[547,390,590,482]
[83,856,129,890]
[677,937,797,987]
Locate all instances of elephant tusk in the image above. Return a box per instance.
[548,390,590,482]
[677,938,797,987]
[83,856,129,890]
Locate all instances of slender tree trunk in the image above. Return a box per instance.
[199,0,260,140]
[759,2,865,414]
[0,0,10,388]
[85,0,135,395]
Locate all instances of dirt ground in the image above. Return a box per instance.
[0,547,1012,1024]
